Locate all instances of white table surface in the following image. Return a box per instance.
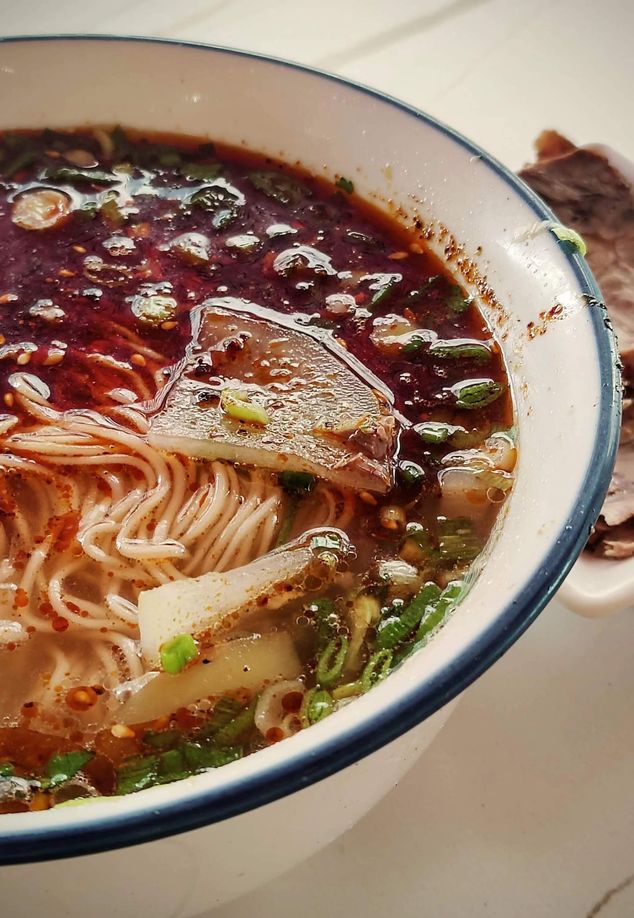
[3,2,634,915]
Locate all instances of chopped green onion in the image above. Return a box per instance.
[370,277,399,309]
[181,161,222,180]
[310,533,342,553]
[429,340,492,363]
[414,421,455,444]
[248,170,307,206]
[43,166,117,185]
[110,125,130,160]
[401,523,435,561]
[100,191,125,226]
[550,224,587,256]
[407,276,440,302]
[398,460,424,485]
[336,176,354,194]
[2,150,38,178]
[0,763,14,778]
[360,649,393,692]
[157,151,181,167]
[190,184,241,229]
[220,388,270,426]
[142,730,181,750]
[452,379,504,409]
[308,597,339,653]
[279,471,316,495]
[156,748,189,784]
[46,750,94,787]
[300,687,334,727]
[331,681,362,700]
[449,426,491,448]
[479,468,514,492]
[182,742,242,771]
[78,201,99,221]
[275,495,298,547]
[214,698,257,747]
[438,518,482,562]
[402,335,427,355]
[116,755,158,795]
[416,581,463,642]
[445,285,472,314]
[393,581,464,665]
[196,697,245,740]
[376,582,442,651]
[334,648,394,699]
[316,635,349,688]
[160,633,198,674]
[400,536,429,565]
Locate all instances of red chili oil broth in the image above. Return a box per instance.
[0,127,513,809]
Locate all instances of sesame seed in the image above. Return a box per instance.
[44,349,65,366]
[111,723,136,739]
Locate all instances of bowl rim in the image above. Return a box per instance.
[0,33,621,865]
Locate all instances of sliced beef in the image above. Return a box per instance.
[520,132,634,558]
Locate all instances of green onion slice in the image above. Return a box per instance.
[159,633,198,674]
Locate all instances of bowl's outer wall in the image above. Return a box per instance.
[1,704,455,917]
[0,36,621,899]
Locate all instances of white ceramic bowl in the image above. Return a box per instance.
[0,36,620,917]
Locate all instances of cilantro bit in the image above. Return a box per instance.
[46,749,94,787]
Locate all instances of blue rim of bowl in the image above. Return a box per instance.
[0,34,622,865]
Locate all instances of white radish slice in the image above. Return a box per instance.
[118,633,302,725]
[138,528,350,668]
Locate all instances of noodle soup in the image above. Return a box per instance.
[0,128,514,811]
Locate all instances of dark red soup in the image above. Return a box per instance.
[0,128,514,811]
